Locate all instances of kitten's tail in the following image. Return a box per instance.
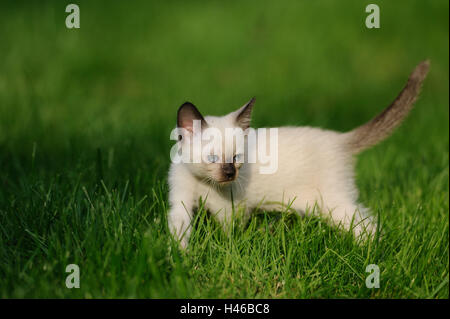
[344,60,430,155]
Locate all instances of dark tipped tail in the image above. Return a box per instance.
[345,60,430,154]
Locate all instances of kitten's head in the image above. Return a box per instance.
[176,98,255,185]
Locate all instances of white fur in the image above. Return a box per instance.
[168,107,376,249]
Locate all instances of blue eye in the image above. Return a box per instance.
[233,153,243,162]
[207,155,219,163]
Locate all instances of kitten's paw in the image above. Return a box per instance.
[168,233,189,251]
[179,237,189,250]
[353,216,378,240]
[168,236,189,256]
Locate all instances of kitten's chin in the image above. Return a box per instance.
[217,180,233,186]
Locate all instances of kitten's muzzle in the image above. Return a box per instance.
[221,163,236,181]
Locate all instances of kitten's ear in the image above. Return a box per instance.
[235,97,255,130]
[177,102,207,133]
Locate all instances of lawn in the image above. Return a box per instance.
[0,0,448,298]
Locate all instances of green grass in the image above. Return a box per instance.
[0,0,448,298]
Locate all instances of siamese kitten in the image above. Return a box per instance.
[168,61,429,249]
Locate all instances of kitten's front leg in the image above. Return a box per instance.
[168,189,194,249]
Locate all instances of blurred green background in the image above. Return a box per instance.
[0,0,448,298]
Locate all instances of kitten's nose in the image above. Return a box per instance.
[222,164,236,180]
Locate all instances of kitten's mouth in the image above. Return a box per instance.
[217,179,234,185]
[216,176,237,185]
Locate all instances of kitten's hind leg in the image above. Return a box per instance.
[325,203,378,239]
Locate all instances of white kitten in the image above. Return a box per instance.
[168,61,429,249]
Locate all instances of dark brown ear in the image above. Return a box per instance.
[177,102,207,133]
[235,97,255,130]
